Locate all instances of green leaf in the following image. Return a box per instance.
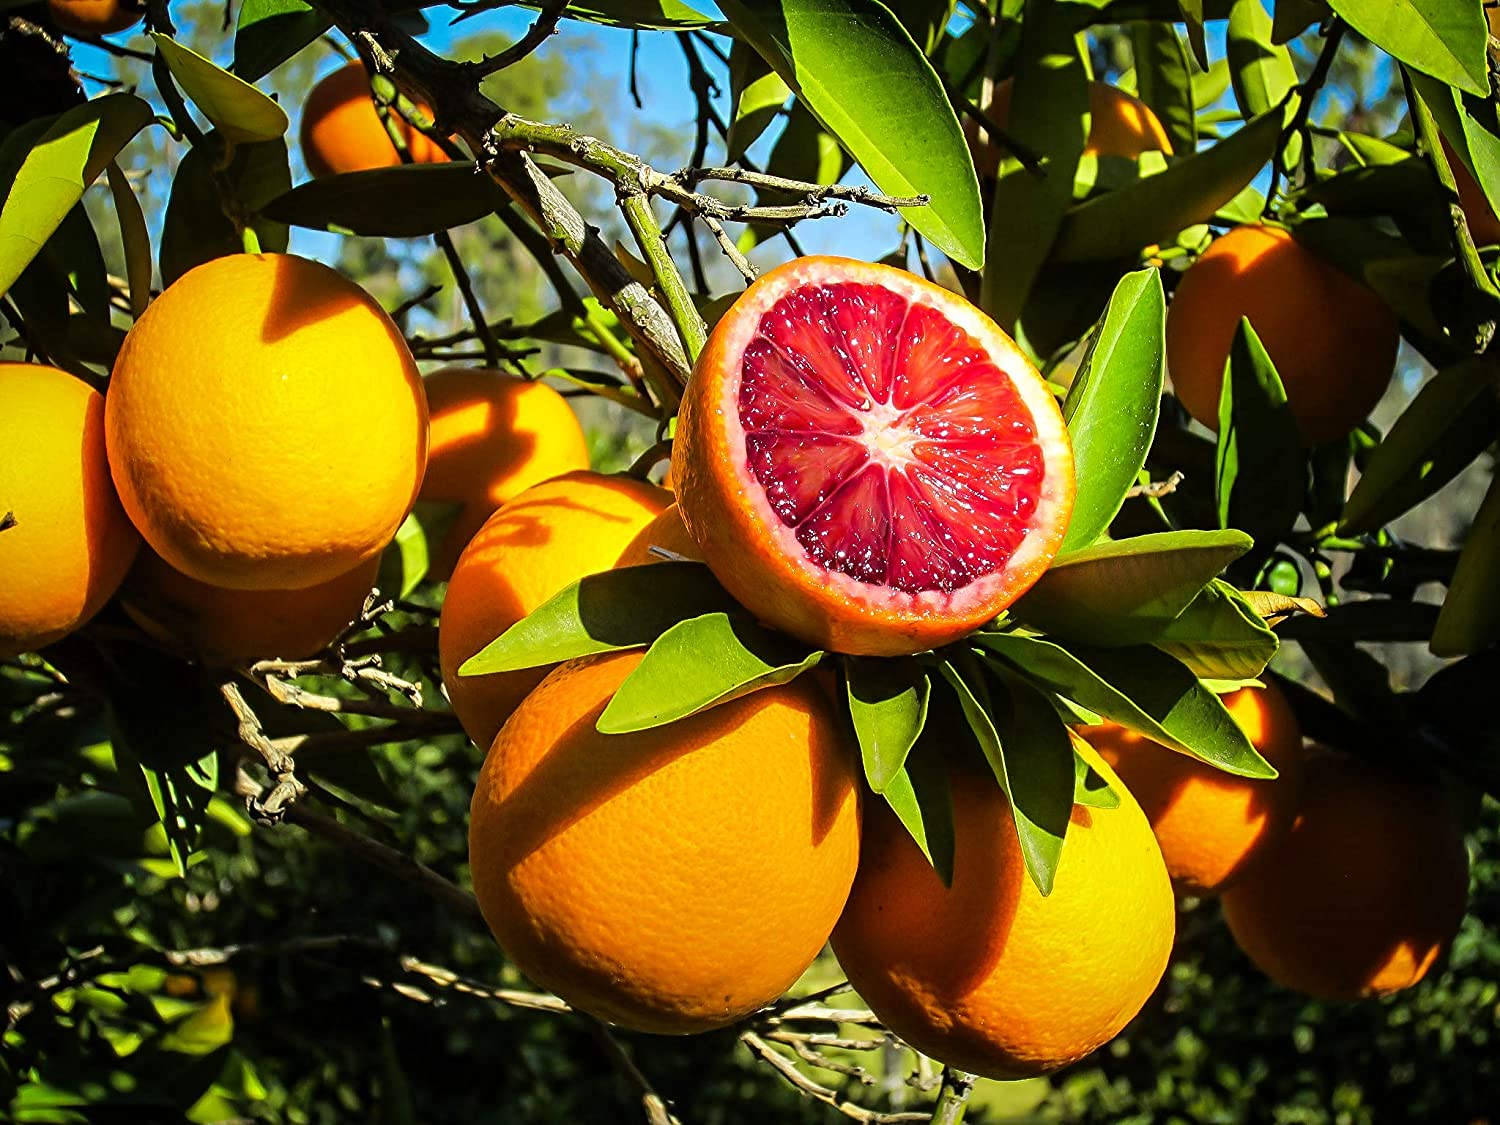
[152,34,290,143]
[739,101,851,254]
[879,755,955,885]
[261,162,512,237]
[1215,318,1303,550]
[1227,0,1298,118]
[1327,0,1488,96]
[104,161,150,320]
[140,751,218,878]
[1431,471,1500,657]
[461,562,739,675]
[1132,21,1196,155]
[719,0,984,267]
[1018,529,1253,643]
[233,0,331,82]
[376,504,455,600]
[1179,0,1210,67]
[1191,57,1233,106]
[1053,104,1287,262]
[1272,0,1329,42]
[1154,579,1279,679]
[597,613,824,733]
[160,136,291,285]
[976,632,1273,777]
[845,657,930,792]
[536,0,716,28]
[1341,360,1500,534]
[989,667,1076,896]
[1073,740,1121,809]
[1060,268,1165,551]
[0,93,154,299]
[727,39,791,161]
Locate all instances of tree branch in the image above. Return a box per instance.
[469,0,568,78]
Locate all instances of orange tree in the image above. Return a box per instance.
[2,0,1498,1121]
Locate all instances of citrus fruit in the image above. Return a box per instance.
[48,0,143,35]
[0,364,140,658]
[439,471,670,748]
[616,504,702,567]
[1084,683,1304,895]
[468,649,861,1033]
[1221,751,1470,1001]
[300,62,447,178]
[1444,138,1500,247]
[831,740,1173,1078]
[671,256,1074,657]
[106,253,428,592]
[1165,224,1399,444]
[420,367,590,577]
[968,79,1173,178]
[121,549,379,667]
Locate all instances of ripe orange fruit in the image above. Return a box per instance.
[615,504,701,567]
[106,253,428,592]
[48,0,143,36]
[1221,752,1470,1001]
[671,257,1074,657]
[1165,224,1400,444]
[300,62,447,179]
[121,549,379,666]
[420,367,589,576]
[968,79,1173,177]
[438,471,669,748]
[0,364,140,657]
[1444,138,1500,247]
[1084,683,1304,895]
[831,740,1173,1078]
[468,649,861,1033]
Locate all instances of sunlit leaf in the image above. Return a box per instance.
[153,33,290,143]
[845,657,930,792]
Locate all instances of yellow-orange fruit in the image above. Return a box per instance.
[0,364,140,657]
[106,254,428,592]
[420,367,589,577]
[616,504,702,567]
[299,62,447,179]
[1165,224,1400,444]
[967,79,1173,177]
[48,0,143,36]
[121,549,379,666]
[468,650,861,1033]
[1085,684,1304,895]
[831,742,1174,1078]
[438,471,669,748]
[1222,752,1470,1001]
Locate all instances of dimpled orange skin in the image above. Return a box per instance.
[299,62,447,179]
[106,254,428,592]
[439,471,670,749]
[831,742,1174,1079]
[48,0,143,36]
[1222,752,1470,1001]
[616,504,703,567]
[0,365,140,658]
[420,367,590,578]
[671,257,1075,658]
[468,650,861,1033]
[1165,225,1400,445]
[121,549,379,667]
[968,79,1174,177]
[1084,684,1304,896]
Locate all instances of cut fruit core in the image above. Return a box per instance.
[738,281,1045,595]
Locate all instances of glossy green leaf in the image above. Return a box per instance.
[376,503,457,601]
[1215,318,1302,549]
[234,0,331,81]
[139,751,218,877]
[537,0,716,28]
[1272,0,1329,42]
[262,162,512,237]
[152,34,290,143]
[880,754,955,885]
[1019,529,1254,643]
[1073,740,1120,809]
[161,136,291,284]
[0,93,153,299]
[1179,0,1210,67]
[1154,579,1279,679]
[976,632,1273,777]
[846,657,930,792]
[1053,104,1287,262]
[598,612,824,733]
[719,0,984,267]
[1228,0,1298,118]
[1431,472,1500,657]
[1132,20,1196,155]
[1191,57,1233,106]
[104,162,150,320]
[990,667,1076,895]
[727,39,792,161]
[461,562,738,675]
[1060,269,1165,551]
[1327,0,1488,96]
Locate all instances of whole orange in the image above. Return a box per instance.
[420,367,589,577]
[121,549,379,666]
[106,254,428,592]
[968,80,1173,178]
[438,471,669,748]
[615,504,702,567]
[831,741,1174,1078]
[1084,683,1304,895]
[0,364,140,657]
[1222,752,1470,1001]
[1165,224,1399,444]
[468,649,861,1033]
[48,0,143,36]
[300,62,447,178]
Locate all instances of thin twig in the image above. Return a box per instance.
[469,0,568,78]
[222,681,305,822]
[929,1068,976,1125]
[739,1032,927,1124]
[1125,470,1184,499]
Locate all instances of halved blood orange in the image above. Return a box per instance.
[672,257,1074,656]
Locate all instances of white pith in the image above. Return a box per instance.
[859,400,923,470]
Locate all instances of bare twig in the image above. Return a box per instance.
[1125,470,1184,499]
[583,1016,683,1125]
[929,1068,976,1125]
[468,0,568,78]
[222,681,305,822]
[740,1032,927,1124]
